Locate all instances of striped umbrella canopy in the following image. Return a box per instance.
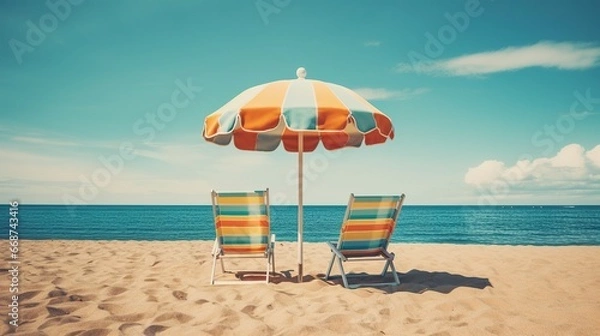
[202,67,395,282]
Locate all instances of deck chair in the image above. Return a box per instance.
[325,193,406,289]
[210,188,275,285]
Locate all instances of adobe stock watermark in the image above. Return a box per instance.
[62,78,202,214]
[9,0,85,65]
[401,0,494,74]
[477,88,599,206]
[255,0,291,25]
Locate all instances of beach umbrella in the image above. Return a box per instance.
[202,67,395,282]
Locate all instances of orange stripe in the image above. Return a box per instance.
[344,219,393,225]
[313,81,349,131]
[351,201,399,209]
[364,129,387,145]
[239,81,288,131]
[216,195,265,205]
[342,233,388,242]
[232,129,259,150]
[217,227,269,236]
[321,132,349,150]
[216,220,269,228]
[373,113,393,137]
[204,113,221,137]
[222,246,267,254]
[281,129,320,152]
[343,224,391,232]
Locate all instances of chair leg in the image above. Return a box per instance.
[325,253,336,280]
[210,253,218,285]
[271,250,275,273]
[388,257,400,285]
[381,259,391,277]
[220,257,226,273]
[266,254,271,284]
[336,257,349,288]
[270,234,276,272]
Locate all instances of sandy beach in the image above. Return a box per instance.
[1,240,599,335]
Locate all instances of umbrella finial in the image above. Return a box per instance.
[296,67,306,79]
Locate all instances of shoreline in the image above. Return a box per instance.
[2,241,599,335]
[14,239,600,247]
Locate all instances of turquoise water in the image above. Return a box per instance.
[4,205,600,245]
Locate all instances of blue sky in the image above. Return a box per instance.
[1,0,599,205]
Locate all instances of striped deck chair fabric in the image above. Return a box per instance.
[325,193,406,289]
[210,189,275,285]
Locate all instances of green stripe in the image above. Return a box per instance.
[220,236,268,245]
[348,208,395,220]
[217,205,267,216]
[217,191,265,197]
[353,195,400,203]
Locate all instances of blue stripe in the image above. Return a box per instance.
[339,239,386,250]
[348,208,395,220]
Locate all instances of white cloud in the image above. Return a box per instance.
[0,149,94,183]
[364,41,381,47]
[133,143,206,166]
[396,41,600,76]
[353,87,429,101]
[12,136,80,147]
[464,160,505,185]
[586,145,600,168]
[464,144,600,193]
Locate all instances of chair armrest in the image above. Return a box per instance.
[326,241,347,261]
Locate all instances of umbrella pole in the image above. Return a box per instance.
[297,133,304,283]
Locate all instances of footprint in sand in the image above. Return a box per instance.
[19,290,42,301]
[405,317,421,324]
[98,302,152,323]
[66,328,112,336]
[38,316,81,329]
[48,288,67,298]
[48,297,70,305]
[143,325,169,336]
[274,292,295,305]
[219,308,241,328]
[69,294,96,302]
[107,287,128,296]
[241,305,256,315]
[154,312,194,323]
[51,277,67,286]
[47,306,70,317]
[119,322,144,335]
[22,304,50,321]
[172,290,187,300]
[110,313,147,323]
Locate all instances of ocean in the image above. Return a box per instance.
[4,205,600,245]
